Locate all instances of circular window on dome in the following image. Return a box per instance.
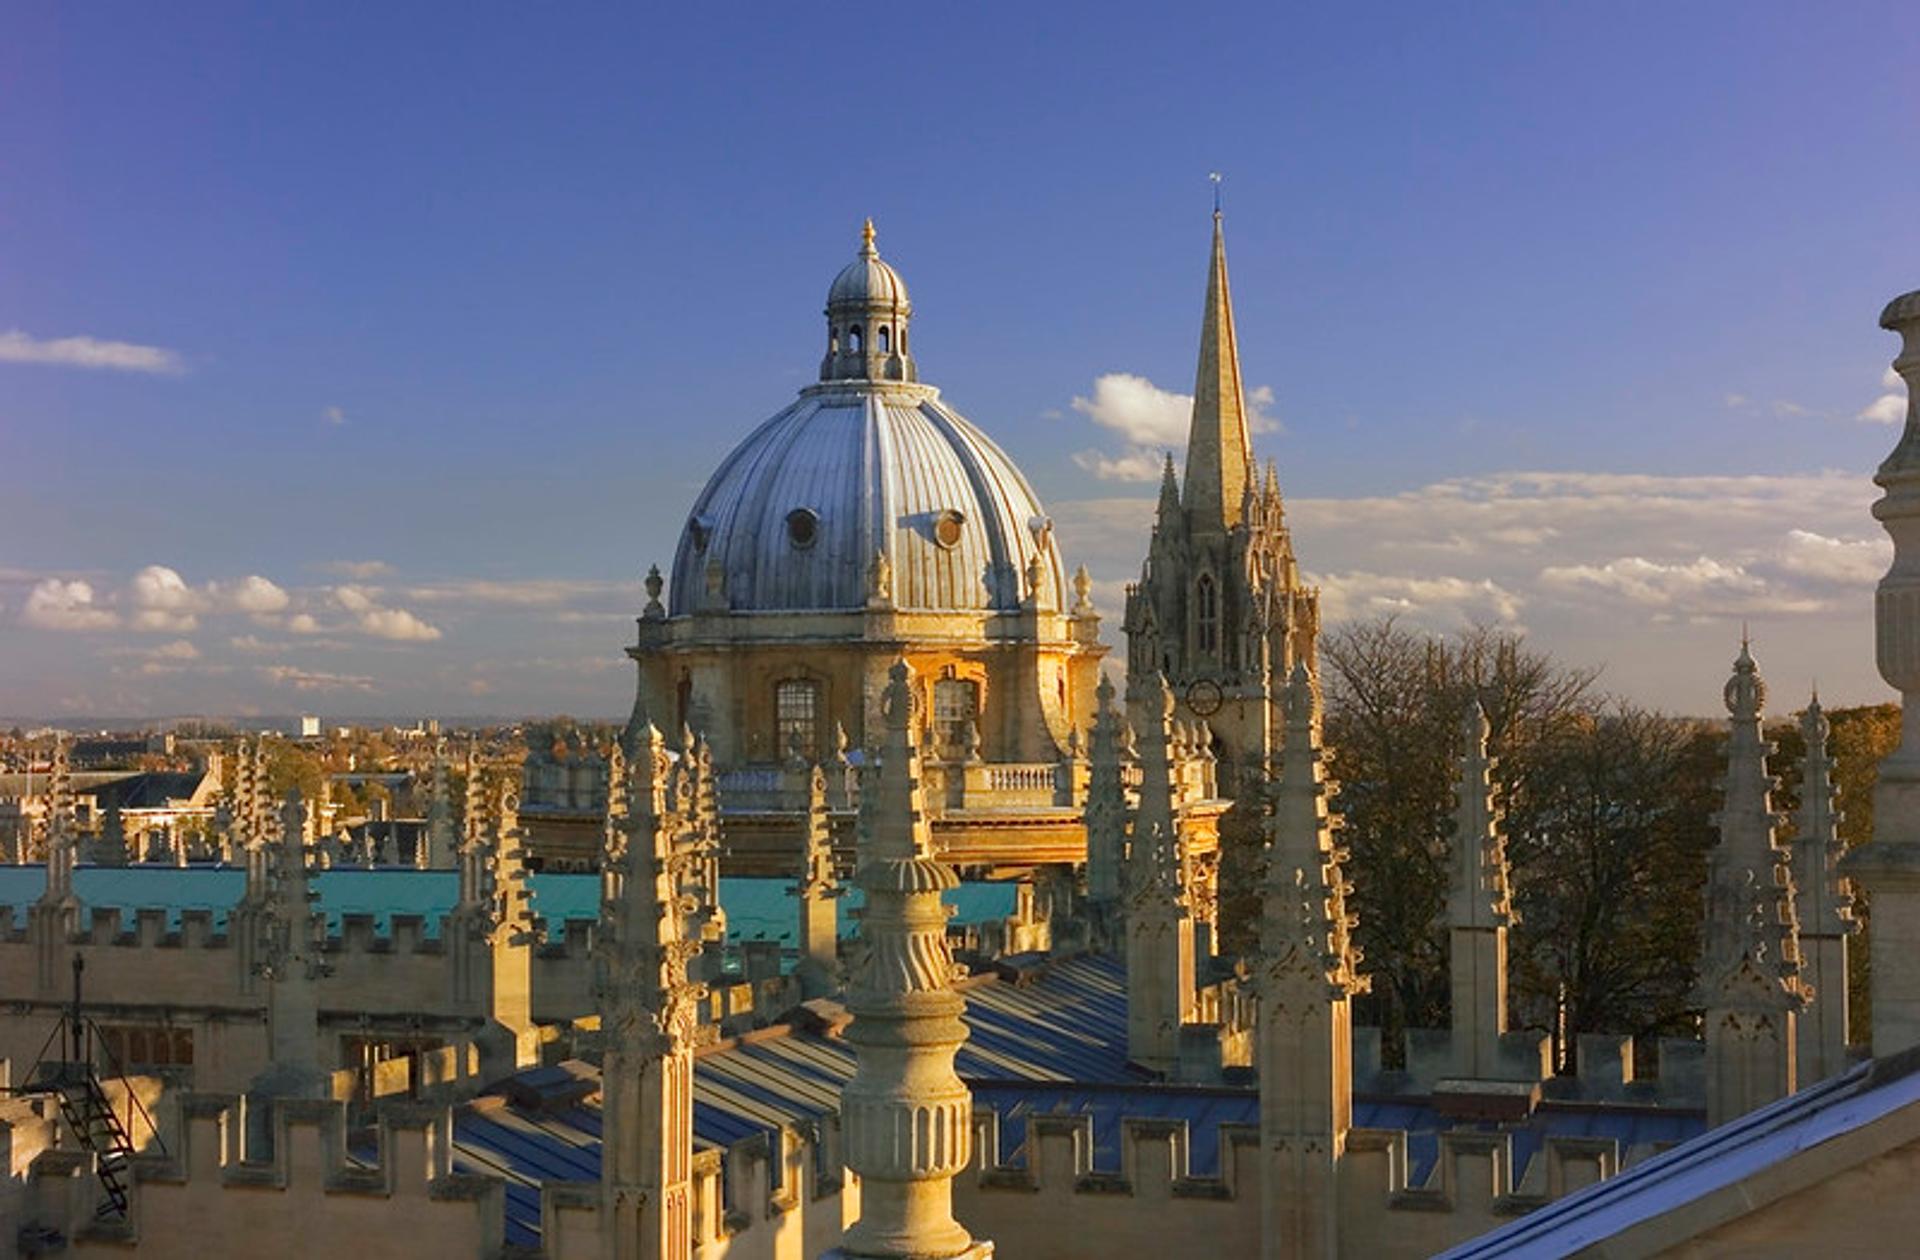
[786,508,819,550]
[933,509,966,549]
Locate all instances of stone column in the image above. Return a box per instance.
[1792,696,1857,1082]
[1258,664,1366,1260]
[1845,287,1920,1058]
[832,661,990,1259]
[599,723,705,1260]
[1125,673,1196,1075]
[1697,643,1805,1127]
[1447,701,1515,1079]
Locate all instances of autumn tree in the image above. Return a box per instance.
[1318,617,1598,1048]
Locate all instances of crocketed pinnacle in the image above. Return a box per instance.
[1128,672,1185,905]
[1263,663,1366,996]
[1447,700,1515,931]
[1700,641,1806,1004]
[1795,695,1857,939]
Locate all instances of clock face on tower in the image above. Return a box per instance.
[1185,678,1223,716]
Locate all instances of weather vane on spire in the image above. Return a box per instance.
[1209,172,1223,215]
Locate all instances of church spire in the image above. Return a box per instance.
[1182,210,1255,533]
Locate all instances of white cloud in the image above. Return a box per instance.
[1069,372,1283,482]
[319,559,393,579]
[1072,448,1167,483]
[357,606,442,641]
[1247,384,1282,435]
[1314,571,1524,628]
[1769,529,1891,587]
[258,665,375,693]
[1538,555,1767,610]
[1860,367,1907,425]
[1050,468,1892,708]
[323,406,346,426]
[401,577,630,608]
[1070,372,1193,447]
[129,564,200,632]
[215,575,290,615]
[21,579,118,630]
[331,585,442,641]
[148,639,200,661]
[0,329,184,375]
[287,613,322,634]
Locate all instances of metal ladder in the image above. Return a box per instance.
[53,1069,137,1218]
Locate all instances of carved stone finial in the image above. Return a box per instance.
[642,564,665,619]
[1071,564,1095,616]
[1726,637,1766,719]
[868,549,894,607]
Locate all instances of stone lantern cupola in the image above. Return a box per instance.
[821,218,916,383]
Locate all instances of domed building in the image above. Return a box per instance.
[618,222,1111,871]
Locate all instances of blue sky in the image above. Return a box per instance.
[3,3,1916,719]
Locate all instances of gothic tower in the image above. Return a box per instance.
[1124,212,1319,791]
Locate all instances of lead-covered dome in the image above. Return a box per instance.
[669,388,1065,615]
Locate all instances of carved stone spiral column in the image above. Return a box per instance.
[834,660,991,1260]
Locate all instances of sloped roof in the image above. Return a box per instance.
[1438,1049,1920,1258]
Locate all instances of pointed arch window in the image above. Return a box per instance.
[1196,575,1218,654]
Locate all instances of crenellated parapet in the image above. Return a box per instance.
[955,1098,1674,1260]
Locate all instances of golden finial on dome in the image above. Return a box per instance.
[861,217,877,256]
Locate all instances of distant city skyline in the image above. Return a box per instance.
[4,3,1916,718]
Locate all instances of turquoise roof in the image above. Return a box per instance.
[0,865,1017,944]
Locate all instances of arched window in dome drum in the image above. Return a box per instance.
[775,679,821,761]
[849,325,863,353]
[877,325,891,354]
[1197,575,1218,654]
